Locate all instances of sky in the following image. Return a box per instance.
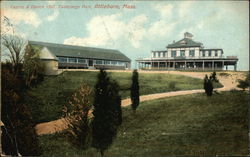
[1,1,249,70]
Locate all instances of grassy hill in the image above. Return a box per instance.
[25,71,220,123]
[39,91,249,157]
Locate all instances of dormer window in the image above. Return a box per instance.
[180,40,187,45]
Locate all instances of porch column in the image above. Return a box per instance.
[226,65,228,70]
[202,61,204,70]
[212,61,214,70]
[222,60,224,70]
[184,61,187,70]
[173,61,175,69]
[234,63,237,71]
[158,62,160,69]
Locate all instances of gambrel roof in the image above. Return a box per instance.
[28,41,131,62]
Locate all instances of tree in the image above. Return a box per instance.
[63,83,93,149]
[1,16,26,77]
[1,67,41,156]
[92,69,122,157]
[2,35,26,77]
[130,69,140,112]
[23,45,44,87]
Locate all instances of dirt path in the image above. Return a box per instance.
[35,71,246,135]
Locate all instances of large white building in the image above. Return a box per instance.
[136,32,238,71]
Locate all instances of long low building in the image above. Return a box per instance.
[136,32,238,71]
[29,41,131,75]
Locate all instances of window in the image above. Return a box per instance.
[180,50,185,57]
[118,62,125,66]
[189,50,195,57]
[171,51,176,57]
[58,57,67,63]
[202,51,206,57]
[104,60,110,65]
[111,61,117,65]
[157,52,160,58]
[78,58,86,63]
[208,51,212,57]
[68,58,77,63]
[215,51,218,57]
[95,60,103,65]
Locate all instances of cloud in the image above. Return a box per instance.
[64,14,148,48]
[47,10,59,21]
[178,1,193,18]
[1,8,41,27]
[153,4,173,19]
[127,14,148,47]
[148,20,176,39]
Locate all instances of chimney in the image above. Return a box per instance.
[184,32,193,39]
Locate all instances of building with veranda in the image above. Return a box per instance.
[136,32,238,71]
[28,41,131,75]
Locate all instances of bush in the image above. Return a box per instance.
[204,75,213,96]
[1,67,41,156]
[219,72,230,77]
[210,71,219,83]
[62,83,93,149]
[237,74,249,91]
[168,81,176,91]
[203,72,220,96]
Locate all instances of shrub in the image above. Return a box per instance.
[237,74,249,91]
[168,81,176,91]
[1,67,41,156]
[203,72,220,96]
[219,72,230,77]
[210,71,219,83]
[204,75,213,96]
[62,83,93,149]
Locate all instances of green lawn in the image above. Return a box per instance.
[25,71,220,123]
[39,91,249,157]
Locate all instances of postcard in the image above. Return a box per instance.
[1,1,249,157]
